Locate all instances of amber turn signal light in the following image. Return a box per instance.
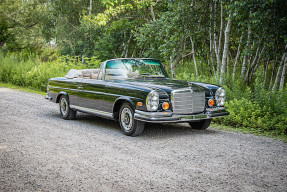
[162,102,170,110]
[208,99,215,107]
[137,102,143,106]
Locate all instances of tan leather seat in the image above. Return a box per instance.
[90,73,99,79]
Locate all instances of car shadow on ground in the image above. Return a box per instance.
[50,112,219,138]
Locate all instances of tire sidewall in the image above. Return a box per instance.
[119,103,135,136]
[59,95,70,119]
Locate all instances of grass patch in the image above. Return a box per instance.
[0,82,45,95]
[212,122,287,143]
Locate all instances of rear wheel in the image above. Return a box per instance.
[119,103,145,136]
[59,95,77,120]
[189,119,212,130]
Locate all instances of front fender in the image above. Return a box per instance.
[56,91,69,103]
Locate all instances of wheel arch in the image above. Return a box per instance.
[56,91,69,103]
[113,97,135,120]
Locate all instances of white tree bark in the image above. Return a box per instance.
[151,5,155,21]
[209,2,216,75]
[233,34,243,79]
[263,59,270,88]
[82,0,93,64]
[227,51,231,77]
[273,45,287,90]
[190,36,198,78]
[220,15,232,84]
[249,47,265,82]
[241,25,251,78]
[89,0,92,15]
[244,46,260,82]
[279,52,287,90]
[170,55,176,78]
[213,2,220,76]
[269,56,278,90]
[218,1,223,62]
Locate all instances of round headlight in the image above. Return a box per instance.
[146,90,159,111]
[215,87,226,106]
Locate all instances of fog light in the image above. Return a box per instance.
[208,99,215,107]
[162,102,170,110]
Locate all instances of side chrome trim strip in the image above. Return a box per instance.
[50,86,139,100]
[70,105,113,119]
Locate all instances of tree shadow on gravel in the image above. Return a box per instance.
[76,113,218,138]
[142,122,218,138]
[49,112,218,138]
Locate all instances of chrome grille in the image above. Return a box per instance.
[171,88,205,114]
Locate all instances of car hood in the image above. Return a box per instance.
[114,78,220,97]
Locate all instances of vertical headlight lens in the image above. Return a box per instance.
[215,87,226,106]
[146,90,159,111]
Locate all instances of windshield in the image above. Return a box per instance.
[105,59,168,80]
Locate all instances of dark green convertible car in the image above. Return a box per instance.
[46,58,229,136]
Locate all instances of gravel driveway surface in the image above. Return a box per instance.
[0,87,287,191]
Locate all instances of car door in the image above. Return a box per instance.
[78,78,107,112]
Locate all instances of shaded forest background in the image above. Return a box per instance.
[1,0,287,137]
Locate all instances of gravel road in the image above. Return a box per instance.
[0,87,287,191]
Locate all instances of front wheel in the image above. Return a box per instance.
[59,95,77,120]
[189,119,212,130]
[119,103,145,136]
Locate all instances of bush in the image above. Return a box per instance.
[0,52,101,91]
[214,72,287,136]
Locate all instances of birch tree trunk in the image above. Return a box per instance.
[82,0,93,64]
[190,36,198,78]
[241,25,251,78]
[249,47,265,82]
[233,34,243,79]
[220,15,232,84]
[279,52,287,90]
[150,5,155,21]
[218,1,223,62]
[268,56,278,90]
[170,49,181,78]
[170,55,176,78]
[263,59,270,88]
[272,45,287,90]
[209,2,216,75]
[213,2,220,76]
[227,51,231,77]
[245,46,260,82]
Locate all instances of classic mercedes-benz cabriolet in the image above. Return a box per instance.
[46,58,229,136]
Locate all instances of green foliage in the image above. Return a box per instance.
[214,73,287,136]
[0,52,97,91]
[0,0,49,51]
[215,97,287,136]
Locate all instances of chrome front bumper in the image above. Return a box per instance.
[134,108,229,123]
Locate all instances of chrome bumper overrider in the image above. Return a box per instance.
[134,107,229,123]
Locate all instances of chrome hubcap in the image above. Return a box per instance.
[60,98,68,116]
[121,108,133,131]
